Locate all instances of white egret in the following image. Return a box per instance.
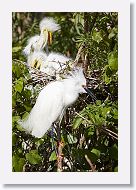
[23,17,60,56]
[40,52,72,76]
[27,51,47,69]
[19,67,96,138]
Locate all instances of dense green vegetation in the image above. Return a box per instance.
[12,12,118,172]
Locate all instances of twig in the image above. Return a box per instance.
[75,111,118,140]
[102,127,118,137]
[57,141,64,172]
[74,43,85,66]
[100,128,118,140]
[85,154,96,172]
[75,112,90,123]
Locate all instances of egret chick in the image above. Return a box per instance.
[27,51,47,69]
[39,17,60,49]
[40,52,72,76]
[27,50,72,78]
[23,17,60,56]
[23,35,40,56]
[19,67,95,138]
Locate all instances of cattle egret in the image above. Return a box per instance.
[19,67,96,138]
[23,17,60,56]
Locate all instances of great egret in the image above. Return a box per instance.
[23,17,60,56]
[19,67,96,138]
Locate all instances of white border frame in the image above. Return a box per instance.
[0,0,130,184]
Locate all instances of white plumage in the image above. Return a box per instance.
[27,51,47,69]
[23,17,60,56]
[19,68,87,138]
[27,50,72,76]
[40,17,60,32]
[40,52,72,76]
[23,35,40,56]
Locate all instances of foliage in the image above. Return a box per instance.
[12,12,118,172]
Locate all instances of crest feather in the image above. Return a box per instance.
[40,17,60,32]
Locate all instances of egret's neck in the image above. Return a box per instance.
[63,79,79,107]
[38,30,48,50]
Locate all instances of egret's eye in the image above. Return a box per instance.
[82,84,86,88]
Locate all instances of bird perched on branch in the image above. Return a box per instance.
[23,17,60,56]
[19,67,97,138]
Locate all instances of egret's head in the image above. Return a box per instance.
[67,67,97,101]
[66,67,87,94]
[40,17,60,45]
[27,51,47,70]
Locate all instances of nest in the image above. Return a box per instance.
[13,59,73,87]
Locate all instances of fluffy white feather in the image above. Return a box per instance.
[23,17,60,56]
[27,51,47,69]
[40,17,60,32]
[40,52,72,76]
[19,68,87,138]
[23,35,40,56]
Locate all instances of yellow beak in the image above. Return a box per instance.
[48,31,52,45]
[31,59,42,69]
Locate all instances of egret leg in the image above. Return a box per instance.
[51,124,58,155]
[56,108,66,172]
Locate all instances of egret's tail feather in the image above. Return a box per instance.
[17,112,52,138]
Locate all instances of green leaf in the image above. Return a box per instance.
[112,108,118,119]
[87,126,95,136]
[15,79,23,93]
[72,148,98,163]
[92,30,103,43]
[67,134,78,144]
[49,151,57,161]
[91,148,101,158]
[12,155,25,172]
[73,117,83,129]
[88,112,95,123]
[108,27,118,39]
[12,115,21,123]
[96,100,101,106]
[109,144,118,161]
[35,139,44,148]
[24,105,32,112]
[103,72,111,84]
[12,46,22,53]
[108,52,118,71]
[12,95,16,107]
[22,112,29,120]
[12,133,17,146]
[16,124,26,132]
[26,150,42,165]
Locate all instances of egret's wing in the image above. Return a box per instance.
[21,82,64,138]
[23,35,40,56]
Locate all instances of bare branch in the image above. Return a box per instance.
[85,154,96,172]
